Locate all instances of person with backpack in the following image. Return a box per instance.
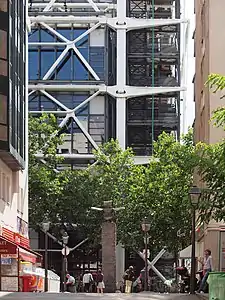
[96,269,105,294]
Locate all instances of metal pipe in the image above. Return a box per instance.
[62,242,65,292]
[29,16,105,23]
[29,3,112,9]
[28,84,105,91]
[190,207,196,294]
[29,11,106,16]
[64,245,67,293]
[35,153,95,159]
[144,233,148,291]
[44,232,48,292]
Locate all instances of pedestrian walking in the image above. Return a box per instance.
[96,269,105,294]
[197,249,213,293]
[83,270,94,293]
[123,266,135,293]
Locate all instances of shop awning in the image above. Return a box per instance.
[0,236,42,263]
[19,248,37,264]
[0,237,17,255]
[179,243,197,258]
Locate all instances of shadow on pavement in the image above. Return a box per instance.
[0,292,201,300]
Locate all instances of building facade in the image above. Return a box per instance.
[194,0,225,270]
[27,0,188,283]
[28,0,187,166]
[0,2,39,291]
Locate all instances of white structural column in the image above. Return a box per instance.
[116,0,127,150]
[116,0,126,287]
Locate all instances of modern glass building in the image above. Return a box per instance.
[28,0,187,168]
[0,0,26,170]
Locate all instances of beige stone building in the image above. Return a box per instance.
[194,0,225,270]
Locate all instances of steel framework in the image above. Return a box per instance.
[27,0,187,165]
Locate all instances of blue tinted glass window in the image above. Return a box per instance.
[29,51,39,80]
[56,51,73,80]
[40,29,55,42]
[28,95,39,111]
[40,95,58,110]
[73,29,86,39]
[74,29,88,47]
[57,28,72,40]
[41,50,55,78]
[55,93,73,109]
[74,48,89,80]
[29,29,39,42]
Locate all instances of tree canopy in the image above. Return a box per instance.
[29,114,198,251]
[28,114,66,227]
[196,74,225,222]
[29,74,225,252]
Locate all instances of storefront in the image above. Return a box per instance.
[0,231,42,292]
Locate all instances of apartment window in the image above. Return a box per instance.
[0,172,10,203]
[6,176,11,204]
[2,174,6,201]
[17,188,24,215]
[201,2,205,43]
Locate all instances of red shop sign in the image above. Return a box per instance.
[0,238,17,255]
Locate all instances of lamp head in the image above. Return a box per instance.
[141,217,150,233]
[189,185,201,207]
[62,232,69,245]
[42,220,50,232]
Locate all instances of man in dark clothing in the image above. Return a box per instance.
[123,266,135,293]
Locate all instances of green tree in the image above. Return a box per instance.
[28,114,201,251]
[117,130,198,251]
[28,114,66,227]
[196,74,225,222]
[206,74,225,128]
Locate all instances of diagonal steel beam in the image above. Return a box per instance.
[40,90,69,111]
[72,45,100,81]
[73,114,99,149]
[87,0,100,12]
[73,22,101,44]
[43,0,56,12]
[40,22,69,43]
[73,91,100,113]
[137,250,167,283]
[42,46,69,80]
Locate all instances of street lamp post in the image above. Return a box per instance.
[62,233,69,293]
[141,217,150,291]
[42,221,50,293]
[189,186,201,294]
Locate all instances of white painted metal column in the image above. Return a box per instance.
[116,0,127,150]
[116,0,126,287]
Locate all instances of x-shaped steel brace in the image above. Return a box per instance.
[137,248,167,284]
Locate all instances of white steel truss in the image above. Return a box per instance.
[137,248,167,283]
[28,0,188,159]
[30,0,115,13]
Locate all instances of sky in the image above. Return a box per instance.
[180,0,195,134]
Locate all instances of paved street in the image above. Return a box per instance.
[0,293,200,300]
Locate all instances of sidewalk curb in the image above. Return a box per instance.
[0,293,12,297]
[196,293,209,300]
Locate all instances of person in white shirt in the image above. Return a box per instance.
[198,249,213,293]
[83,271,93,293]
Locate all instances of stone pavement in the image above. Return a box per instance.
[0,292,200,300]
